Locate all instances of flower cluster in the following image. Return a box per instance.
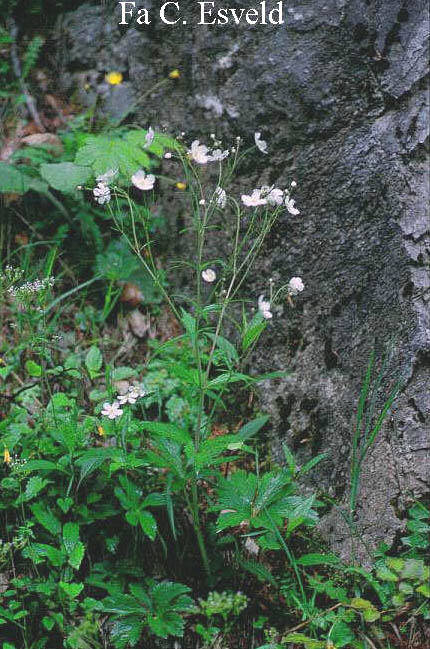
[8,277,55,299]
[100,384,147,420]
[188,140,229,165]
[93,182,111,205]
[241,185,299,214]
[0,265,24,288]
[288,276,305,295]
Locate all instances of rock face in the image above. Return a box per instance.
[54,0,429,562]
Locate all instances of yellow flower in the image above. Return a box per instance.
[105,71,123,86]
[97,426,105,437]
[168,69,180,79]
[0,357,5,365]
[4,448,11,464]
[175,182,187,190]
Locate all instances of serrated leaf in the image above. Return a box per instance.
[75,134,151,176]
[110,618,144,648]
[63,522,80,553]
[68,542,85,570]
[85,346,103,378]
[24,476,48,500]
[30,503,61,536]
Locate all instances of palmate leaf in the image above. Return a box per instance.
[110,618,144,648]
[147,610,185,639]
[75,134,151,176]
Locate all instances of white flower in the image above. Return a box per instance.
[202,268,217,283]
[214,186,226,208]
[244,537,260,555]
[241,189,267,208]
[164,152,172,159]
[209,148,229,162]
[291,180,297,188]
[285,197,300,215]
[130,385,147,399]
[96,168,118,184]
[93,182,111,205]
[254,132,268,154]
[288,277,304,295]
[143,126,154,149]
[188,140,211,164]
[117,393,136,405]
[101,401,123,419]
[117,384,147,404]
[258,295,272,320]
[188,141,229,164]
[199,199,206,205]
[131,170,156,191]
[261,186,284,206]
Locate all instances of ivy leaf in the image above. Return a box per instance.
[25,360,42,377]
[57,497,73,514]
[40,162,92,193]
[59,581,84,599]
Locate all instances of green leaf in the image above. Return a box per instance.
[0,162,38,194]
[207,372,250,388]
[400,559,425,580]
[296,553,340,566]
[417,583,430,597]
[75,134,151,176]
[42,616,55,631]
[57,497,73,514]
[242,313,266,352]
[68,542,85,570]
[282,633,325,648]
[138,511,157,540]
[85,346,103,378]
[63,522,80,554]
[140,421,190,444]
[110,618,144,648]
[235,416,269,441]
[385,557,405,573]
[15,459,68,473]
[24,476,48,500]
[206,333,239,367]
[40,162,92,193]
[30,504,61,535]
[59,581,84,599]
[330,620,356,647]
[300,453,327,475]
[25,360,42,377]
